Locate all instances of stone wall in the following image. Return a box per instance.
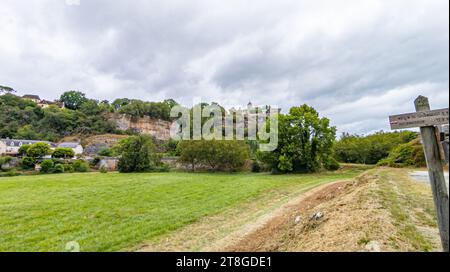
[110,114,172,140]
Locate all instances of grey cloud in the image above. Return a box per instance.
[0,0,448,134]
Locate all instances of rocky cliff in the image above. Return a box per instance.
[110,114,172,140]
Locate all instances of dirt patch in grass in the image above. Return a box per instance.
[223,168,441,252]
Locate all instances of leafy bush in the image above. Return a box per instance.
[98,148,115,157]
[53,164,65,173]
[377,139,426,168]
[251,161,261,173]
[323,157,340,171]
[40,160,55,173]
[153,164,171,173]
[0,156,13,171]
[63,164,75,173]
[99,166,108,173]
[73,160,90,172]
[21,157,36,170]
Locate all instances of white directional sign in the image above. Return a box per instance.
[389,108,449,130]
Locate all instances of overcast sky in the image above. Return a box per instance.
[0,0,448,134]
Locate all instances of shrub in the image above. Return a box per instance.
[377,139,426,168]
[73,160,90,172]
[40,160,55,173]
[251,161,261,173]
[324,157,340,171]
[21,157,36,170]
[99,165,108,173]
[63,164,75,173]
[53,164,65,173]
[98,148,114,157]
[154,164,171,173]
[0,156,13,171]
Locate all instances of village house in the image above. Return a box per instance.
[57,142,84,156]
[22,94,64,109]
[22,94,41,103]
[0,139,56,156]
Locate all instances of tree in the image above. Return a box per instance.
[117,135,156,173]
[52,148,75,159]
[0,85,15,94]
[177,140,250,172]
[258,105,336,173]
[60,91,88,110]
[18,144,31,156]
[27,142,51,158]
[334,131,418,164]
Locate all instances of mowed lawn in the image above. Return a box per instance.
[0,168,365,252]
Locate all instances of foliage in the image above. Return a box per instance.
[251,161,261,173]
[177,140,250,172]
[73,160,90,172]
[53,164,65,173]
[98,148,115,157]
[40,160,55,173]
[0,94,116,141]
[52,148,75,159]
[0,85,15,94]
[334,131,417,165]
[118,99,176,121]
[18,144,31,156]
[0,156,13,172]
[117,135,156,173]
[323,157,340,171]
[60,91,88,110]
[377,139,426,168]
[258,105,336,173]
[99,166,108,173]
[21,157,36,169]
[27,142,51,158]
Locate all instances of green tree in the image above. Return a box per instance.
[52,148,75,159]
[60,91,88,110]
[18,144,31,156]
[177,140,250,172]
[117,135,156,173]
[334,131,418,164]
[258,105,336,173]
[0,85,15,94]
[27,142,51,158]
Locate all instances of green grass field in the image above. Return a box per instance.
[0,168,366,252]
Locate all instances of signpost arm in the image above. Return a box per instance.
[414,96,449,252]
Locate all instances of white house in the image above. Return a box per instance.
[0,139,55,156]
[0,140,6,156]
[58,142,84,156]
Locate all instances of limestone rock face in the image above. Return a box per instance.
[111,114,172,140]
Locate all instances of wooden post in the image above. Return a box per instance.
[414,96,449,252]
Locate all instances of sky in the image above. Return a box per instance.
[0,0,448,135]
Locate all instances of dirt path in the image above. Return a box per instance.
[136,168,440,252]
[135,179,349,252]
[225,168,441,252]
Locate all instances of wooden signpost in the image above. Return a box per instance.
[390,96,449,252]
